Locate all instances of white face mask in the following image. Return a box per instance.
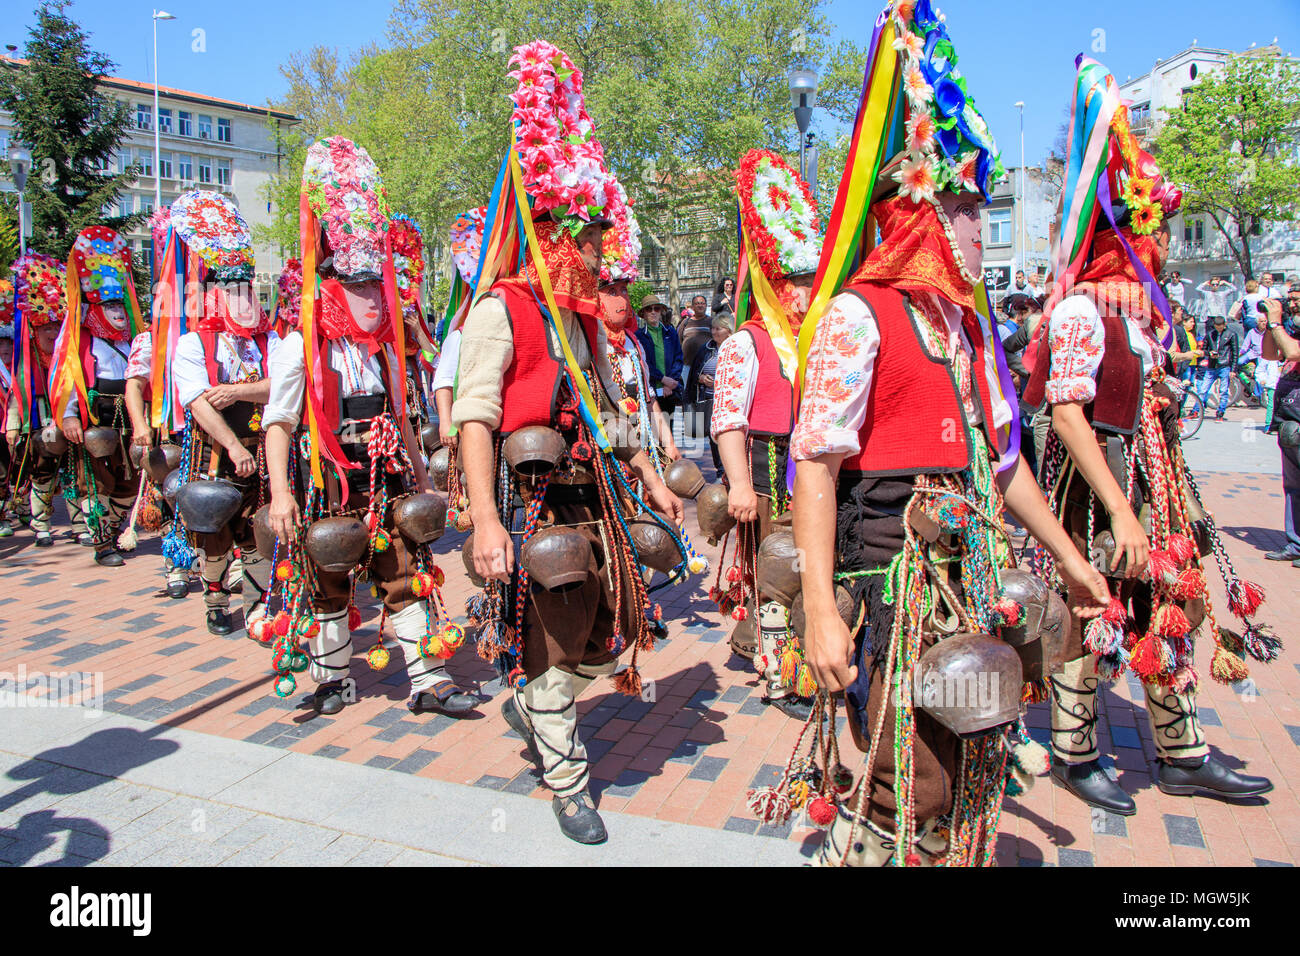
[99,301,128,331]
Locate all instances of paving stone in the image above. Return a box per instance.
[720,685,750,704]
[474,775,509,790]
[1091,809,1129,838]
[1110,726,1142,749]
[193,656,235,673]
[688,755,728,782]
[1198,706,1222,728]
[1163,813,1205,849]
[737,698,768,717]
[365,756,399,770]
[1254,858,1294,867]
[391,749,439,774]
[723,816,759,835]
[156,642,199,657]
[313,745,348,759]
[1058,848,1095,867]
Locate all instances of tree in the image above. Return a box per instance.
[1153,52,1300,280]
[259,0,867,305]
[0,2,144,263]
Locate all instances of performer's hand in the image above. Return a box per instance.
[803,604,857,694]
[203,384,241,410]
[1056,552,1111,620]
[438,422,458,456]
[474,517,514,583]
[131,428,153,448]
[268,490,300,542]
[728,483,758,523]
[62,419,83,444]
[5,430,17,451]
[647,479,684,526]
[660,376,679,391]
[663,440,682,462]
[227,442,256,478]
[1110,508,1149,579]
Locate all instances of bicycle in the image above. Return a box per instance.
[1168,377,1204,440]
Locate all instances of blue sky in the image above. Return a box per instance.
[6,0,1298,166]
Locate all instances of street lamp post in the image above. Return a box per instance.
[789,68,819,181]
[8,145,32,257]
[1014,101,1025,280]
[152,10,176,212]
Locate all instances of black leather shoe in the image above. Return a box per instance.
[1265,549,1300,561]
[502,696,543,772]
[408,682,477,717]
[312,680,347,716]
[34,533,53,548]
[1156,756,1273,801]
[206,609,235,636]
[1052,759,1136,815]
[763,694,814,722]
[94,547,125,567]
[552,789,607,845]
[166,579,189,599]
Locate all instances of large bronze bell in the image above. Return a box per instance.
[1184,595,1206,633]
[128,443,146,469]
[606,415,642,463]
[462,532,487,588]
[1280,421,1300,449]
[789,585,863,640]
[393,492,448,544]
[915,632,1022,737]
[503,425,566,477]
[420,423,440,454]
[428,446,451,492]
[997,569,1051,648]
[1014,591,1070,682]
[629,514,681,574]
[663,458,705,499]
[38,424,68,458]
[730,614,758,659]
[145,443,182,483]
[82,425,120,459]
[1089,530,1126,578]
[304,516,369,573]
[521,525,591,591]
[161,468,184,507]
[175,478,244,534]
[756,529,801,607]
[252,504,277,560]
[696,483,736,544]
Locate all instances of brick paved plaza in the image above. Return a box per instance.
[0,411,1297,866]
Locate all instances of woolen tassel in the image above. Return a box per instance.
[1210,645,1249,683]
[993,597,1022,626]
[1171,568,1205,601]
[1129,634,1165,681]
[1153,603,1190,640]
[116,525,139,551]
[1146,549,1178,584]
[1165,532,1196,565]
[1084,618,1123,656]
[1101,596,1127,625]
[1227,580,1265,619]
[746,787,791,825]
[1242,625,1283,663]
[1013,738,1051,776]
[807,794,837,827]
[613,666,643,698]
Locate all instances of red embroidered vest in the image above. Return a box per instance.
[1023,305,1143,436]
[840,284,997,476]
[743,325,795,437]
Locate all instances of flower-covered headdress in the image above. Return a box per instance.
[0,279,14,328]
[10,254,67,425]
[170,189,256,281]
[70,226,134,307]
[273,258,304,336]
[440,207,487,344]
[600,181,641,284]
[390,214,425,313]
[302,137,393,281]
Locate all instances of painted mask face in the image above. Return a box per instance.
[599,281,632,330]
[341,280,385,334]
[939,190,983,274]
[100,301,129,331]
[35,324,60,362]
[575,223,604,276]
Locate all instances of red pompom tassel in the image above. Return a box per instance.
[994,597,1022,626]
[1147,549,1178,584]
[1101,597,1127,625]
[731,605,748,622]
[348,605,362,630]
[1171,568,1205,601]
[1129,634,1165,681]
[807,795,836,827]
[1227,580,1265,619]
[272,611,291,636]
[1153,604,1190,640]
[1166,533,1196,565]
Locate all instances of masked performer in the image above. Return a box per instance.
[432,207,487,460]
[263,136,477,720]
[1022,58,1274,814]
[710,149,820,721]
[390,213,437,440]
[50,226,147,567]
[454,41,688,845]
[781,1,1108,866]
[7,254,92,548]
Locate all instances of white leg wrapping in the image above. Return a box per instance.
[390,601,446,695]
[308,609,351,684]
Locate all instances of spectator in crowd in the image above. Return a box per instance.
[999,297,1046,475]
[634,294,684,426]
[678,294,712,370]
[1259,297,1300,566]
[685,316,733,471]
[1008,268,1039,297]
[1229,279,1266,338]
[1163,269,1191,308]
[1240,311,1267,408]
[999,292,1032,341]
[1258,272,1278,299]
[1167,304,1198,382]
[1196,314,1239,421]
[1196,275,1237,319]
[710,277,737,320]
[1180,308,1202,382]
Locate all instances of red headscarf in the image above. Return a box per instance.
[1072,226,1166,330]
[498,219,600,319]
[318,278,393,354]
[847,195,976,311]
[195,282,272,337]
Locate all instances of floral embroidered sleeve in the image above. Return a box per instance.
[125,331,152,380]
[709,330,758,439]
[1044,295,1106,405]
[790,293,881,461]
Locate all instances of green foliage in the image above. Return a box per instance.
[0,1,146,264]
[1153,53,1300,279]
[627,278,653,312]
[260,0,867,311]
[0,208,18,275]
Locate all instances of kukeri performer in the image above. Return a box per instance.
[709,149,820,721]
[389,213,438,444]
[1022,57,1274,814]
[432,207,487,461]
[155,190,277,636]
[0,281,15,537]
[455,41,690,845]
[773,0,1109,866]
[49,227,149,567]
[263,136,478,719]
[5,254,92,547]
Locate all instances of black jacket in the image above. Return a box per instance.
[1201,326,1238,369]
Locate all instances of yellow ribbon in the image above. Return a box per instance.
[741,226,800,383]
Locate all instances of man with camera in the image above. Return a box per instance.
[1260,296,1300,566]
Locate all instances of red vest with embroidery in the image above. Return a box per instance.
[494,281,599,434]
[1023,305,1143,436]
[840,283,996,476]
[743,325,795,436]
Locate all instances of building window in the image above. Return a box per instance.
[118,194,133,217]
[197,156,212,184]
[139,197,154,215]
[178,111,192,136]
[117,150,128,174]
[216,158,231,187]
[198,114,213,140]
[135,149,152,176]
[136,103,152,130]
[158,108,172,134]
[140,241,153,272]
[217,118,231,143]
[1183,217,1205,243]
[987,208,1013,245]
[177,154,192,180]
[158,151,172,179]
